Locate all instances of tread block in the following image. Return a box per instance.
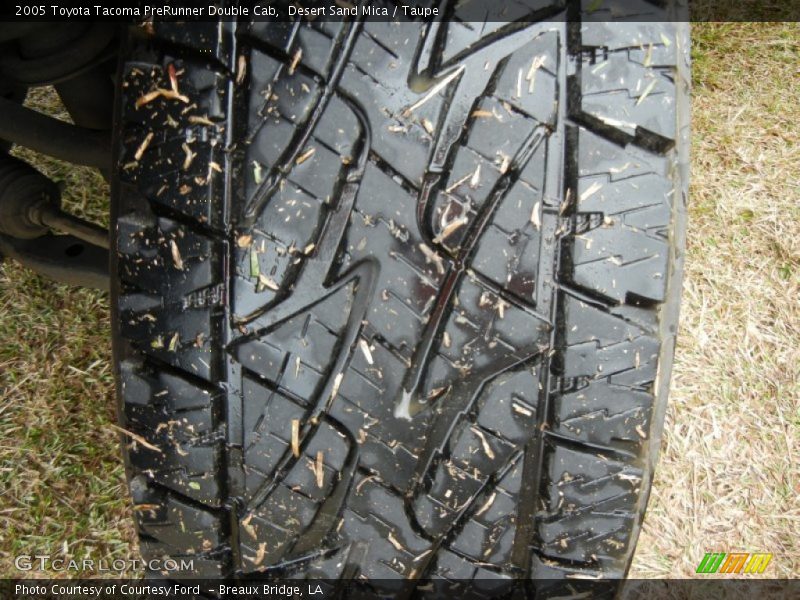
[118,61,228,228]
[475,367,540,445]
[568,126,673,304]
[234,285,351,412]
[117,214,220,298]
[553,380,653,448]
[130,476,228,577]
[574,20,680,144]
[233,79,361,319]
[238,420,350,571]
[422,274,548,397]
[559,294,660,387]
[536,441,642,566]
[120,361,223,506]
[493,31,559,125]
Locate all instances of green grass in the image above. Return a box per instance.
[0,88,133,577]
[0,24,798,579]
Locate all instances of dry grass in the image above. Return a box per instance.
[631,22,799,578]
[0,23,797,579]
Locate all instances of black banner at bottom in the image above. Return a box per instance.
[2,579,799,600]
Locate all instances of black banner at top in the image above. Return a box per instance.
[1,0,799,22]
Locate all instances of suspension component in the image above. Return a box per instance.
[0,23,116,289]
[0,97,111,169]
[0,23,116,167]
[0,23,117,86]
[0,154,109,247]
[31,203,110,250]
[0,233,109,290]
[0,154,57,239]
[0,154,109,289]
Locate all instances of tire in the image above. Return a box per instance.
[111,8,689,588]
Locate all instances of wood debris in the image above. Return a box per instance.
[495,298,508,319]
[135,87,189,108]
[289,48,302,75]
[109,424,163,454]
[330,372,343,400]
[258,274,279,291]
[168,332,180,352]
[236,55,248,85]
[241,513,257,538]
[170,239,184,270]
[643,43,654,67]
[445,171,472,193]
[314,451,325,488]
[471,109,494,119]
[250,248,260,278]
[609,162,632,175]
[387,532,404,551]
[469,164,481,188]
[134,132,154,161]
[181,142,195,170]
[359,339,374,365]
[525,55,547,93]
[413,549,432,562]
[296,147,316,165]
[253,542,266,566]
[497,152,511,174]
[252,161,263,184]
[530,200,541,229]
[471,427,495,459]
[291,419,300,457]
[167,63,181,94]
[188,114,216,127]
[475,491,496,517]
[636,78,658,106]
[433,215,468,244]
[355,474,376,494]
[513,403,533,417]
[418,243,445,275]
[426,385,450,401]
[559,188,573,216]
[580,181,603,202]
[403,65,464,116]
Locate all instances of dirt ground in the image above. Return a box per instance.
[0,22,797,578]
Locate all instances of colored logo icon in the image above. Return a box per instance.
[696,552,773,574]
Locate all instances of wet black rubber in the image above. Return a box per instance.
[111,5,690,591]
